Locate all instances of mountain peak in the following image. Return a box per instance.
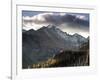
[29,29,35,31]
[37,25,60,32]
[73,33,80,36]
[24,29,36,35]
[47,25,57,29]
[73,33,85,38]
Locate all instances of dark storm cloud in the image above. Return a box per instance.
[60,14,89,26]
[23,13,89,27]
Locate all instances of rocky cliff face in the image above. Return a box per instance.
[22,25,89,68]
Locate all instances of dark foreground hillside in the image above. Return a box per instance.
[32,41,89,68]
[32,50,89,68]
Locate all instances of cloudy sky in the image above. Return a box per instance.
[22,10,89,38]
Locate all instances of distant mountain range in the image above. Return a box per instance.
[22,25,89,68]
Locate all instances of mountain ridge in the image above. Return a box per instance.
[22,25,89,68]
